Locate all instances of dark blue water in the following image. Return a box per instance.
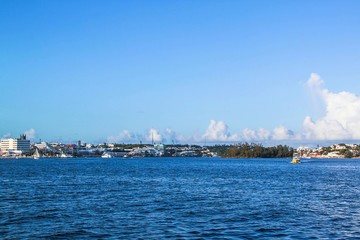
[1,158,360,239]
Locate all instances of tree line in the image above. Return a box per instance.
[208,143,294,158]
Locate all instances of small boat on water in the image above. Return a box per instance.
[33,148,41,160]
[101,152,113,158]
[60,153,73,158]
[291,152,301,164]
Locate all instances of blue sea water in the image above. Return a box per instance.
[1,157,360,239]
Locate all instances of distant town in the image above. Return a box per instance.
[1,134,360,159]
[0,134,218,159]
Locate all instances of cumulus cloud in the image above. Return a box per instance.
[105,74,360,144]
[163,128,187,143]
[203,120,240,142]
[106,123,298,144]
[107,128,188,144]
[241,126,296,141]
[164,128,176,141]
[258,128,272,140]
[24,128,36,140]
[306,72,324,90]
[241,128,258,141]
[242,128,272,141]
[303,73,360,140]
[145,128,162,143]
[107,130,136,143]
[271,126,291,140]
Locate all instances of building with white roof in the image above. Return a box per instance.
[0,134,30,153]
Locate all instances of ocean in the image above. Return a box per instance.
[1,157,360,239]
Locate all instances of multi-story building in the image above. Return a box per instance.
[0,134,30,153]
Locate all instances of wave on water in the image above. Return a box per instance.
[1,157,360,239]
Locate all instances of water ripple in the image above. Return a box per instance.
[1,158,360,239]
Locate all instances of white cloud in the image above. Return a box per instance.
[107,130,136,143]
[107,128,187,144]
[105,74,360,144]
[201,120,299,143]
[306,72,324,90]
[106,124,298,144]
[145,128,162,143]
[240,126,297,141]
[24,128,36,140]
[271,126,294,140]
[241,128,258,141]
[203,120,240,142]
[164,128,176,142]
[303,73,360,140]
[1,133,11,139]
[241,128,272,141]
[257,128,272,140]
[163,128,187,143]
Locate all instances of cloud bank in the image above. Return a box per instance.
[106,73,360,143]
[303,73,360,140]
[106,122,298,144]
[203,120,239,142]
[1,133,11,139]
[1,129,36,141]
[24,128,36,140]
[107,130,137,143]
[145,128,162,143]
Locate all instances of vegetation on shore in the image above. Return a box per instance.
[208,143,294,158]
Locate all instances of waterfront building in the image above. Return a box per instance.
[34,142,48,150]
[154,144,165,153]
[0,134,30,153]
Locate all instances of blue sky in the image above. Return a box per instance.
[1,1,360,144]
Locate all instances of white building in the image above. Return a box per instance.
[34,142,48,150]
[0,134,30,153]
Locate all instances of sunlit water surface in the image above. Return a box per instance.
[1,158,360,239]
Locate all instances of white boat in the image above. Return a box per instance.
[33,148,41,160]
[101,152,113,158]
[60,153,73,158]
